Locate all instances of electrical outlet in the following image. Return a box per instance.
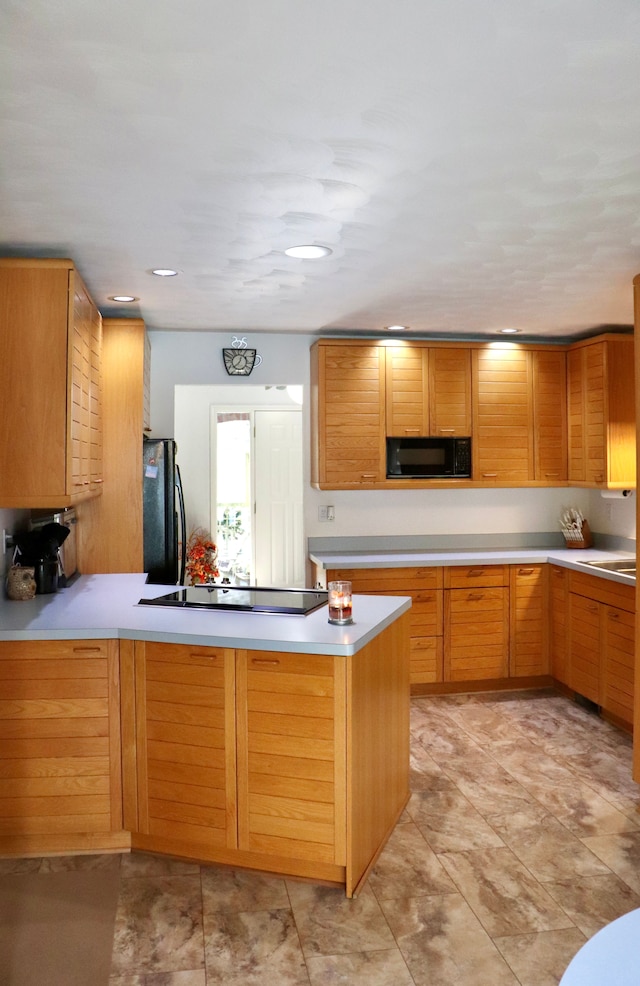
[318,505,335,522]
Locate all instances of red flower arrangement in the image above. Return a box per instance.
[185,527,219,585]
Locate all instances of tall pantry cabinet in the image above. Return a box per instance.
[0,258,103,508]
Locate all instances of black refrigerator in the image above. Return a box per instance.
[143,438,186,584]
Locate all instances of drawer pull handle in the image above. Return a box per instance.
[438,428,455,433]
[72,646,102,653]
[467,569,485,577]
[251,658,280,666]
[404,428,421,434]
[608,612,620,621]
[518,568,534,575]
[468,592,484,601]
[482,472,498,478]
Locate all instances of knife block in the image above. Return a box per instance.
[564,519,593,549]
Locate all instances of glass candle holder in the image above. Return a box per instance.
[327,580,353,625]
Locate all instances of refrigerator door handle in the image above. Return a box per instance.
[175,463,187,585]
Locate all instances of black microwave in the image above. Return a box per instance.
[386,436,472,479]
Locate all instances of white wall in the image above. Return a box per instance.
[149,330,636,545]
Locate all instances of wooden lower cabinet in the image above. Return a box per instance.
[235,649,342,866]
[549,565,570,685]
[444,565,509,681]
[132,642,237,850]
[509,565,549,677]
[569,593,602,703]
[127,621,409,897]
[0,639,126,855]
[568,571,635,726]
[326,567,443,687]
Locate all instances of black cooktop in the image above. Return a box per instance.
[139,585,329,615]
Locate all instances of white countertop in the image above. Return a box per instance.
[0,573,411,656]
[310,546,637,587]
[559,907,640,985]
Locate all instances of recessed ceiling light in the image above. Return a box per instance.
[109,295,137,303]
[284,245,332,259]
[385,324,409,331]
[151,268,179,277]
[497,327,521,334]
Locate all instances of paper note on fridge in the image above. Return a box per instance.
[145,464,159,479]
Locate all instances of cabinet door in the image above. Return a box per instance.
[602,606,634,725]
[0,639,122,849]
[444,587,509,681]
[135,642,237,850]
[235,650,344,865]
[509,565,549,677]
[0,264,69,504]
[549,565,569,684]
[532,350,567,483]
[472,348,534,483]
[583,342,607,486]
[569,593,601,703]
[313,343,386,486]
[567,347,586,482]
[385,345,428,436]
[567,338,635,488]
[429,348,472,436]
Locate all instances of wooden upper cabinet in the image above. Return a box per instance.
[75,318,146,575]
[472,348,534,483]
[567,335,635,488]
[311,341,386,487]
[385,344,471,437]
[532,349,567,483]
[385,346,429,436]
[429,348,472,436]
[473,347,568,485]
[0,258,103,508]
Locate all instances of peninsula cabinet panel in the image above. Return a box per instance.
[311,342,386,487]
[129,626,408,897]
[0,258,103,507]
[567,335,636,488]
[472,348,534,484]
[509,565,549,677]
[0,639,124,855]
[133,642,237,851]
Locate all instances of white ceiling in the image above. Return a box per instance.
[2,0,640,339]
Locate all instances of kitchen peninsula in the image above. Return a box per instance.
[0,575,410,898]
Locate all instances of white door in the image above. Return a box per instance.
[254,409,304,587]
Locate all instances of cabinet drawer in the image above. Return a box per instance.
[444,565,508,589]
[326,566,442,590]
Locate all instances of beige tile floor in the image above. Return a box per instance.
[7,689,640,985]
